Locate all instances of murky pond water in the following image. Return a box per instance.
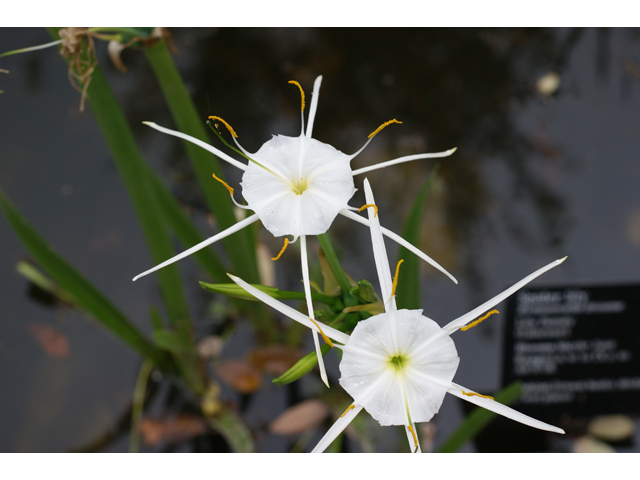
[1,27,639,452]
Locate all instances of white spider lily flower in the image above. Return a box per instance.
[133,76,457,387]
[228,178,566,452]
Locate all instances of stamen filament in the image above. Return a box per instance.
[208,115,238,138]
[271,238,289,261]
[211,173,234,196]
[207,120,252,162]
[358,203,378,217]
[309,317,335,348]
[288,80,305,111]
[340,404,356,418]
[206,119,297,188]
[461,309,499,331]
[391,259,404,298]
[407,425,419,452]
[462,390,495,400]
[368,119,402,139]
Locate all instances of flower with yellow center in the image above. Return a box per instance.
[228,178,566,452]
[133,76,457,388]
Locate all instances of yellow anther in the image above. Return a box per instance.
[408,424,419,452]
[271,238,289,261]
[391,259,404,298]
[358,203,378,217]
[208,115,238,138]
[368,118,402,139]
[461,309,500,331]
[462,390,495,400]
[212,173,235,196]
[308,317,335,348]
[340,404,356,418]
[288,80,305,112]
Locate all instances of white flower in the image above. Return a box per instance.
[133,76,457,387]
[227,178,566,453]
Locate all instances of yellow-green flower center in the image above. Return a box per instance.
[291,178,309,195]
[389,354,408,371]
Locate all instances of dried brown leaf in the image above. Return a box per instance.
[26,322,70,358]
[248,345,304,376]
[215,359,262,394]
[138,415,208,447]
[270,400,329,435]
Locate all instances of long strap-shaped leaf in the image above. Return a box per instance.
[46,28,190,331]
[0,189,171,370]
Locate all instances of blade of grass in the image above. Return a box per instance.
[0,188,171,370]
[436,381,523,453]
[395,166,439,310]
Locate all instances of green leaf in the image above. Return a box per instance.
[152,330,193,354]
[16,260,77,306]
[143,39,260,284]
[199,281,337,306]
[207,409,255,453]
[149,305,165,332]
[395,166,439,310]
[272,343,332,386]
[436,381,523,453]
[0,188,170,370]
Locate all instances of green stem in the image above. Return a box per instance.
[129,359,154,453]
[317,234,351,293]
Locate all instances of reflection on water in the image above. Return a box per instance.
[1,28,639,452]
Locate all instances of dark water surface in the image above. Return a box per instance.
[1,27,639,452]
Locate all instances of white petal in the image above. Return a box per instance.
[363,179,394,309]
[311,403,363,453]
[352,148,457,176]
[143,122,247,171]
[227,274,351,345]
[448,382,565,434]
[339,209,458,284]
[241,135,355,237]
[301,235,329,388]
[442,257,567,335]
[306,75,323,139]
[132,214,260,281]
